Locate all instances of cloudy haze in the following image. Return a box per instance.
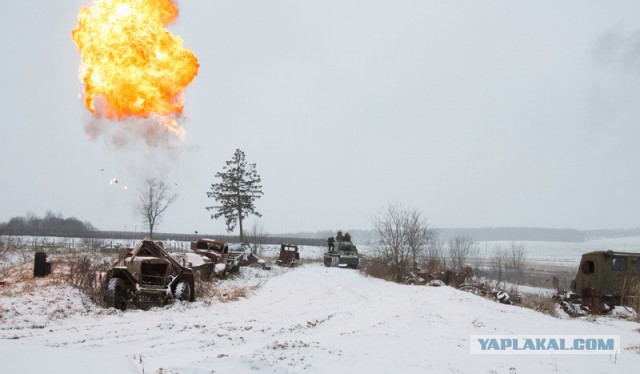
[1,1,640,235]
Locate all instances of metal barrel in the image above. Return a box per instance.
[34,252,47,277]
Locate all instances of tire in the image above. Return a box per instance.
[174,281,191,302]
[105,278,127,311]
[323,256,332,267]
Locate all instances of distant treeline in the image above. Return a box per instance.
[0,213,325,247]
[3,213,639,244]
[0,212,95,237]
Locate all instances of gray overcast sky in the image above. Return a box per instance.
[1,1,640,235]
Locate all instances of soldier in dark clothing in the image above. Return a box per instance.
[328,237,335,252]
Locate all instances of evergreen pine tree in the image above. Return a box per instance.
[206,149,263,241]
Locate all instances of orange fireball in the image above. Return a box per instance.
[72,0,198,135]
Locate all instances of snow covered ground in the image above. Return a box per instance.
[1,262,640,373]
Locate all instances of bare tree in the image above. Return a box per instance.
[246,219,267,255]
[470,244,487,280]
[491,244,507,285]
[370,202,436,282]
[507,242,527,284]
[405,209,436,264]
[425,238,446,271]
[138,178,177,239]
[448,235,474,271]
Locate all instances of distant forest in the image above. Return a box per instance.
[0,212,95,236]
[1,213,639,243]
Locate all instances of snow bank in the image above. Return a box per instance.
[2,264,640,373]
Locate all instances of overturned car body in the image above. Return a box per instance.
[105,239,195,310]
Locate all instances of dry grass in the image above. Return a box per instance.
[0,259,72,298]
[358,257,396,282]
[519,293,558,317]
[625,345,640,355]
[195,277,265,306]
[65,255,111,306]
[629,282,640,322]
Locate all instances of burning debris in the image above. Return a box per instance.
[108,178,128,190]
[72,0,199,145]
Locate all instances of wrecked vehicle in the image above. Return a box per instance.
[458,283,522,305]
[191,239,240,276]
[104,239,195,311]
[403,265,448,286]
[555,250,640,316]
[170,252,223,281]
[323,239,364,269]
[276,244,300,267]
[229,243,271,270]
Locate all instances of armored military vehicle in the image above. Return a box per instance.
[556,250,640,315]
[104,239,195,310]
[323,234,364,269]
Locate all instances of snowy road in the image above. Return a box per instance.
[2,264,640,373]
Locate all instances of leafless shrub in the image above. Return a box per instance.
[630,282,640,322]
[470,245,486,280]
[246,220,268,255]
[425,239,446,272]
[195,277,217,300]
[0,237,9,278]
[507,242,527,284]
[359,256,396,282]
[81,238,106,252]
[448,235,473,271]
[66,256,110,305]
[490,244,507,286]
[0,236,8,261]
[370,202,435,282]
[486,242,528,287]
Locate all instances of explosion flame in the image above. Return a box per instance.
[72,0,199,142]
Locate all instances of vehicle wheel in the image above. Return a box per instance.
[105,278,127,311]
[323,256,332,267]
[174,281,191,302]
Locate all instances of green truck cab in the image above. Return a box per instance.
[571,250,640,308]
